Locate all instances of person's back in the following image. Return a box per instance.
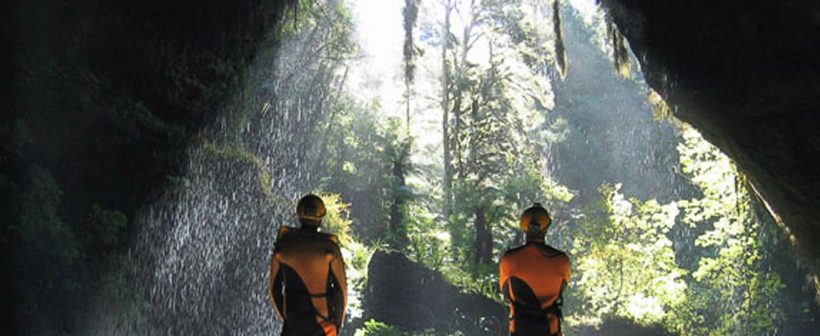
[269,195,347,336]
[499,203,570,336]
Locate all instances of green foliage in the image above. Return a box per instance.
[432,0,572,268]
[320,99,417,244]
[20,166,80,264]
[312,192,374,318]
[320,107,387,240]
[88,204,127,246]
[201,138,273,198]
[165,175,192,194]
[570,183,685,327]
[384,118,415,247]
[344,238,376,291]
[438,260,503,303]
[340,238,374,319]
[404,202,448,271]
[671,126,785,335]
[316,192,353,244]
[564,126,792,335]
[356,319,404,336]
[280,0,355,52]
[402,0,421,83]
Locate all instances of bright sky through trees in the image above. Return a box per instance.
[348,0,405,112]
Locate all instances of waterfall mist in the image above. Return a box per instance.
[77,19,339,334]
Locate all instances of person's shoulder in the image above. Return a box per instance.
[316,233,344,258]
[318,232,339,244]
[502,244,528,257]
[277,226,295,239]
[539,244,569,258]
[274,226,297,251]
[309,232,341,251]
[544,244,567,255]
[277,227,337,241]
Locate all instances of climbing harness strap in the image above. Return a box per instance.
[508,276,564,336]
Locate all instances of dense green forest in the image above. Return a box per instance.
[3,0,818,335]
[306,0,819,335]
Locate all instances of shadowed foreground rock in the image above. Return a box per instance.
[362,251,507,335]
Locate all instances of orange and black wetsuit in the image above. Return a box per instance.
[500,240,570,336]
[269,227,347,336]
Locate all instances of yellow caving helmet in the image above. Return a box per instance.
[520,203,551,235]
[297,194,326,225]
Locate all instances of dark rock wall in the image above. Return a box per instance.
[600,0,820,284]
[2,0,292,333]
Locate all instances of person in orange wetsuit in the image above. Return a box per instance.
[499,203,570,336]
[269,194,348,336]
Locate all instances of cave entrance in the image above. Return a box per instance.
[325,0,818,334]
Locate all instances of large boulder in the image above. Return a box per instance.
[361,251,508,335]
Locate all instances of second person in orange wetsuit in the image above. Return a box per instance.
[269,194,348,336]
[500,203,570,336]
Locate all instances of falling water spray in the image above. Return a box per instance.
[76,9,344,333]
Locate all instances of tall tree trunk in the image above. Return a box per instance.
[389,158,407,246]
[553,0,568,79]
[441,0,454,227]
[403,0,419,129]
[474,205,493,264]
[405,76,412,130]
